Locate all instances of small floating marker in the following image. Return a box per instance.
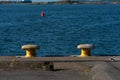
[41,11,45,17]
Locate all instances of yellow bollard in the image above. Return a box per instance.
[22,44,39,58]
[77,44,95,57]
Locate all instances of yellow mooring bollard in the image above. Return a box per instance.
[22,44,39,58]
[77,44,95,57]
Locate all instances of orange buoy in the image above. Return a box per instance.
[41,11,45,17]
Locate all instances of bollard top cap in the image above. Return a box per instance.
[77,44,95,49]
[22,44,40,50]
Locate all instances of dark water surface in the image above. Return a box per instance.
[0,4,120,56]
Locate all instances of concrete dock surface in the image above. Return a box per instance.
[0,56,120,80]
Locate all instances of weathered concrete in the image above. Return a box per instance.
[91,62,120,80]
[0,56,119,80]
[0,57,92,80]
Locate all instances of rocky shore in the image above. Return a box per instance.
[25,1,120,5]
[0,1,120,4]
[0,56,120,80]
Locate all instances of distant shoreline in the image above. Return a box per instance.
[0,1,120,5]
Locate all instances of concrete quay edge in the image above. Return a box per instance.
[0,56,119,80]
[0,56,120,62]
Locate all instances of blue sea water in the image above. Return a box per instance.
[0,4,120,56]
